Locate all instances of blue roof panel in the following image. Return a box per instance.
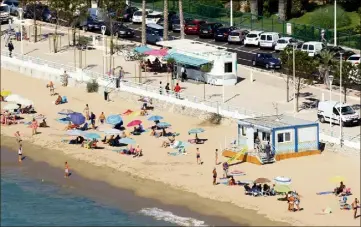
[134,46,152,53]
[164,53,210,67]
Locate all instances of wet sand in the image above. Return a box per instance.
[1,135,287,226]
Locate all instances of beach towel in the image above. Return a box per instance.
[316,191,333,195]
[56,117,70,124]
[122,109,133,115]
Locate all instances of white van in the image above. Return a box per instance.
[244,31,263,46]
[0,3,10,23]
[132,10,152,24]
[259,32,280,49]
[145,12,162,24]
[301,41,325,57]
[317,101,360,126]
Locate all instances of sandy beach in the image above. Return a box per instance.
[1,68,360,226]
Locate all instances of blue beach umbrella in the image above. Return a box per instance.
[66,130,85,137]
[148,115,163,121]
[156,122,171,128]
[106,114,123,125]
[70,112,85,125]
[84,133,101,140]
[118,137,136,145]
[188,128,205,134]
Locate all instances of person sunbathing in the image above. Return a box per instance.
[158,128,167,137]
[55,95,62,105]
[76,136,84,144]
[106,135,114,144]
[64,122,76,130]
[162,135,175,148]
[39,119,48,127]
[150,128,159,137]
[228,176,236,186]
[334,182,345,196]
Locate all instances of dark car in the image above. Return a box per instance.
[214,26,237,41]
[184,19,206,35]
[157,12,178,29]
[171,18,192,32]
[79,18,105,32]
[199,22,223,38]
[23,3,54,22]
[324,46,355,60]
[121,6,138,22]
[113,23,135,38]
[252,53,281,69]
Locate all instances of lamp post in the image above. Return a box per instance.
[18,8,23,56]
[101,25,106,75]
[329,75,334,132]
[339,53,343,146]
[230,0,233,26]
[293,45,296,112]
[334,0,337,46]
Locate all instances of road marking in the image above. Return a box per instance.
[238,58,252,62]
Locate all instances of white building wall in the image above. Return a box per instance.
[298,126,317,142]
[246,127,255,149]
[274,128,295,153]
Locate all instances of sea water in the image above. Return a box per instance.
[1,158,207,226]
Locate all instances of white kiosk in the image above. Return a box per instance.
[157,39,238,86]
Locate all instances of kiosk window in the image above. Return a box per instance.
[225,62,232,73]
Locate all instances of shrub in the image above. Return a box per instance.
[86,80,99,93]
[309,5,351,29]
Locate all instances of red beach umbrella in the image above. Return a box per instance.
[127,120,142,127]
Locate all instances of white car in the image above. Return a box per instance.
[244,31,263,46]
[145,12,162,24]
[132,10,150,24]
[0,3,10,23]
[274,37,298,51]
[346,54,360,66]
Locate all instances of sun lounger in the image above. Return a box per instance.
[170,141,180,149]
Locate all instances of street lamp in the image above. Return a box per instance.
[18,8,23,56]
[293,44,296,112]
[230,0,233,26]
[334,0,337,46]
[101,25,106,75]
[339,53,343,146]
[329,74,334,132]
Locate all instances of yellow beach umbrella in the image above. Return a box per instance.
[129,110,141,117]
[330,176,345,183]
[274,184,291,194]
[1,90,11,97]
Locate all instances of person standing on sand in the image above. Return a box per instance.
[215,149,218,165]
[165,83,170,94]
[64,162,70,178]
[213,167,217,185]
[47,81,55,96]
[222,162,229,177]
[99,112,106,124]
[84,104,90,120]
[31,118,38,135]
[90,112,96,129]
[18,144,23,163]
[352,198,359,219]
[159,81,163,95]
[196,148,202,165]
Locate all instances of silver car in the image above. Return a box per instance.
[227,29,249,44]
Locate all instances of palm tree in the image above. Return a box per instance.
[141,0,146,45]
[163,0,168,41]
[279,47,293,102]
[250,0,258,20]
[278,0,287,20]
[318,50,335,86]
[334,61,359,103]
[200,62,213,100]
[179,0,185,39]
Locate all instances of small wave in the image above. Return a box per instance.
[139,207,208,226]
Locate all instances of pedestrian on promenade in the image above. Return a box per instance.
[159,81,163,95]
[174,83,181,99]
[213,167,217,185]
[165,83,170,94]
[8,40,14,58]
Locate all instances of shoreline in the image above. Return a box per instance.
[1,135,286,226]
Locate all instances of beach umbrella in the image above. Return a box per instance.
[127,120,142,127]
[274,176,292,185]
[254,178,271,184]
[129,110,141,117]
[58,109,74,115]
[84,132,101,140]
[17,98,33,106]
[156,122,171,128]
[5,94,24,103]
[1,90,11,97]
[118,137,136,145]
[106,114,123,125]
[188,128,205,134]
[138,97,151,103]
[144,48,168,57]
[330,176,345,183]
[178,141,190,148]
[69,112,86,125]
[102,128,122,135]
[148,115,163,121]
[3,103,19,111]
[274,184,291,193]
[66,130,85,136]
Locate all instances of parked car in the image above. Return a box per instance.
[286,40,304,50]
[184,19,206,35]
[214,26,237,41]
[274,37,299,52]
[324,46,355,60]
[252,53,281,69]
[120,6,138,22]
[3,0,18,16]
[227,29,249,44]
[259,32,280,50]
[79,17,105,32]
[132,10,150,24]
[23,3,54,22]
[300,41,325,57]
[146,23,165,44]
[0,3,10,24]
[171,18,192,32]
[244,30,263,46]
[346,54,360,65]
[102,21,135,38]
[199,22,223,38]
[318,101,359,126]
[145,12,162,24]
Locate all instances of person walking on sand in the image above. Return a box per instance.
[99,112,105,124]
[352,198,359,219]
[196,148,202,165]
[18,144,23,163]
[159,81,163,95]
[62,71,69,87]
[47,81,55,96]
[90,112,96,129]
[215,149,218,165]
[64,162,70,178]
[165,83,170,94]
[84,104,90,120]
[174,83,181,99]
[8,40,14,58]
[222,162,229,177]
[212,167,217,185]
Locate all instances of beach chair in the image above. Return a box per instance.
[62,96,68,103]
